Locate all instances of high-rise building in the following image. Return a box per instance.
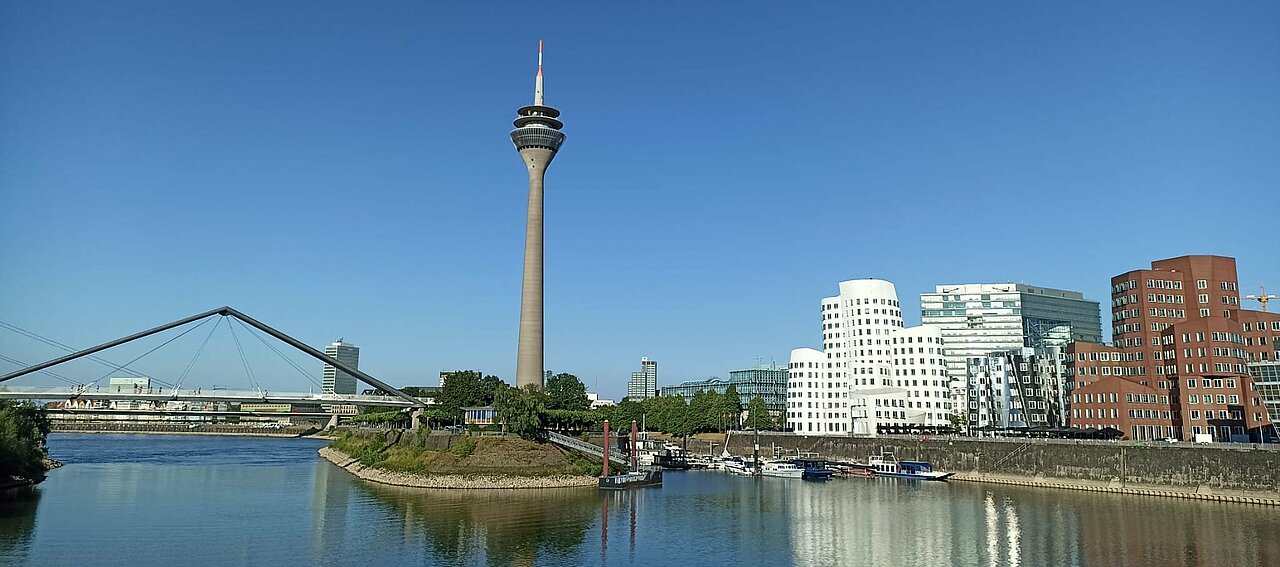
[788,279,953,436]
[323,339,359,395]
[510,41,566,389]
[1067,255,1280,441]
[627,357,657,400]
[921,283,1102,387]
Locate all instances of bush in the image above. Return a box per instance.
[448,436,477,458]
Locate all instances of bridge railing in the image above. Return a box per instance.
[0,386,414,406]
[547,431,628,466]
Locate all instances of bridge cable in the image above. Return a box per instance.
[225,319,263,396]
[0,354,84,386]
[231,318,325,391]
[172,316,223,393]
[84,316,214,389]
[0,319,159,382]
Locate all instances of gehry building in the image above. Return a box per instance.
[788,279,954,436]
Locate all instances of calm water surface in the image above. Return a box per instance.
[0,434,1277,566]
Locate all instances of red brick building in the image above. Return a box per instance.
[1067,255,1280,441]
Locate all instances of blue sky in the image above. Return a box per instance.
[2,1,1278,400]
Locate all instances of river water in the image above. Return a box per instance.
[0,434,1277,566]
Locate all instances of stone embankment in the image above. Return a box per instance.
[318,447,597,490]
[52,422,317,438]
[715,433,1280,504]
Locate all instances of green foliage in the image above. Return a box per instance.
[545,409,597,432]
[347,410,408,425]
[646,395,691,436]
[448,436,477,458]
[436,371,506,417]
[721,385,742,430]
[494,384,548,441]
[746,396,774,430]
[417,408,457,428]
[0,400,51,481]
[948,411,968,432]
[330,431,389,467]
[545,373,590,411]
[688,390,721,433]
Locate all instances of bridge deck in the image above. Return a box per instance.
[0,386,416,407]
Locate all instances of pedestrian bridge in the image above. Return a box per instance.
[0,386,417,408]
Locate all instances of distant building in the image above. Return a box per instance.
[323,339,360,395]
[107,376,152,412]
[587,393,616,408]
[965,347,1069,429]
[627,357,657,400]
[659,365,788,416]
[439,370,483,388]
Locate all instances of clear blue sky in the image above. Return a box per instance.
[2,1,1278,401]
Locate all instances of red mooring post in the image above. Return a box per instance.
[630,420,639,469]
[602,420,611,477]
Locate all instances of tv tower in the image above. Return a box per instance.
[510,41,565,388]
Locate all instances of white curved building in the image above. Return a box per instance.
[788,279,952,436]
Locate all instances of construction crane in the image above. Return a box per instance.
[1245,286,1278,312]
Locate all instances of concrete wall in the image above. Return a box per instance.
[723,434,1280,494]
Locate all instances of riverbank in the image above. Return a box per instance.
[712,432,1280,504]
[319,446,597,489]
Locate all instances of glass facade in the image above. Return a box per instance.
[1249,362,1280,426]
[921,283,1101,386]
[660,366,788,414]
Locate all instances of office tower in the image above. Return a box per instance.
[510,41,566,389]
[627,357,657,400]
[323,339,359,395]
[920,283,1101,386]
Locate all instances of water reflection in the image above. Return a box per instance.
[0,488,40,564]
[352,481,597,567]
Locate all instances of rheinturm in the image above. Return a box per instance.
[510,41,565,389]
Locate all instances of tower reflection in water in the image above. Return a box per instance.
[353,482,597,567]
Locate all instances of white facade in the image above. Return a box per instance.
[788,279,953,436]
[323,339,360,395]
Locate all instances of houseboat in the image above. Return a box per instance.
[865,452,953,481]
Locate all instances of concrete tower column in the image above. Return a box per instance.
[510,42,565,389]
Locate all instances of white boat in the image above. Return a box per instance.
[760,461,804,479]
[722,456,758,476]
[865,452,954,481]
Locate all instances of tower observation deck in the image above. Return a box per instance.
[510,41,565,389]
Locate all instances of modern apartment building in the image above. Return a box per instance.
[788,279,952,436]
[921,283,1102,384]
[659,365,788,416]
[323,339,360,395]
[626,357,657,400]
[1067,255,1280,441]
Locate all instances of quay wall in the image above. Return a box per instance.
[721,434,1280,496]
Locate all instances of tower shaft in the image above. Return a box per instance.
[515,148,554,388]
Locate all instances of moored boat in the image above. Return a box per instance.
[760,461,804,478]
[791,458,834,481]
[599,467,663,489]
[864,452,953,481]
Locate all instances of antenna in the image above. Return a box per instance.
[534,40,544,106]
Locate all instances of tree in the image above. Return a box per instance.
[494,384,548,441]
[720,385,743,430]
[688,390,721,433]
[436,371,506,418]
[746,396,773,431]
[0,400,51,481]
[545,373,590,411]
[644,395,689,436]
[948,411,968,434]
